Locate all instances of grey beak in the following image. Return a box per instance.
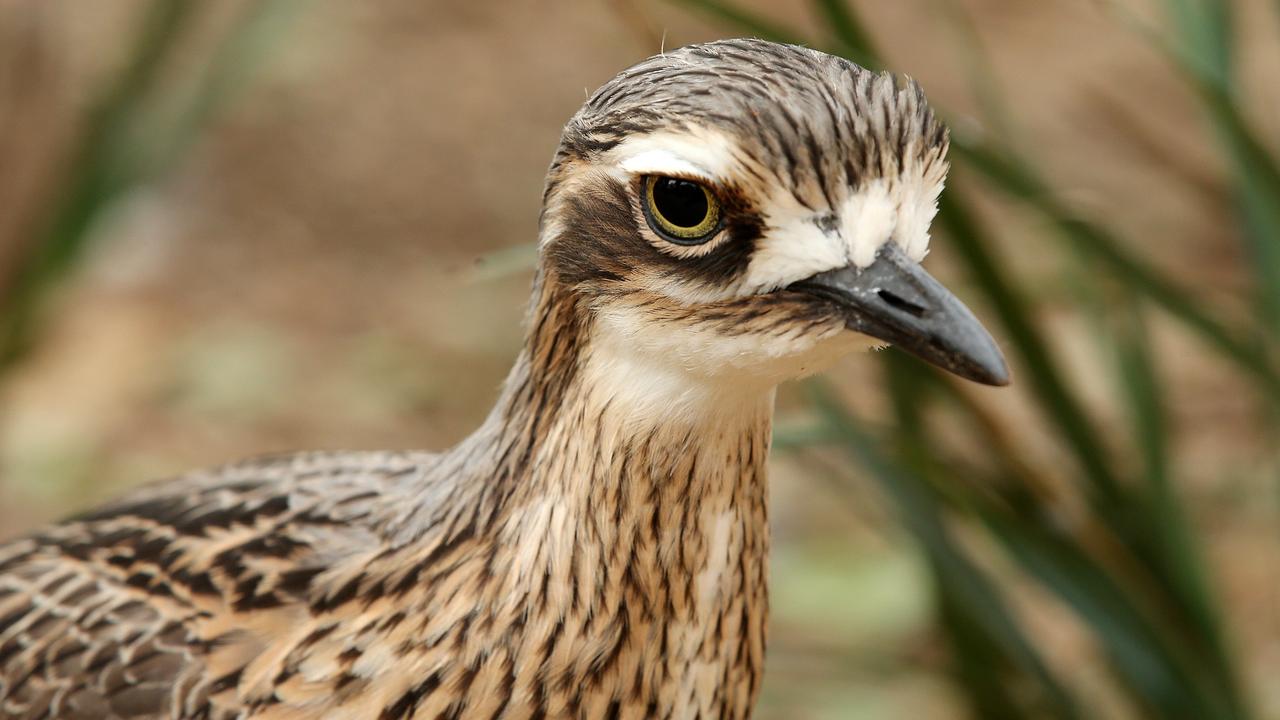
[789,243,1010,386]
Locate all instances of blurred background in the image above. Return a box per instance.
[0,1,1278,718]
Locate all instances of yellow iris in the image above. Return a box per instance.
[644,175,721,244]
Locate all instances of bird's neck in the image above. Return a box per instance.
[486,275,777,511]
[471,277,773,709]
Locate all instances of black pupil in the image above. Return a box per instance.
[653,178,709,228]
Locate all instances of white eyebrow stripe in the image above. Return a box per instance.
[609,128,739,181]
[618,150,715,181]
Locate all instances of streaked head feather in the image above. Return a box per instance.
[534,39,949,400]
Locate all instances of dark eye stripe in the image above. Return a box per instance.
[545,176,762,289]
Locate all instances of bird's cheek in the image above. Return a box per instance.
[732,328,872,384]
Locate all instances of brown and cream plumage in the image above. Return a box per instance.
[0,39,1007,719]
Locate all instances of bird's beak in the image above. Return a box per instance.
[788,243,1010,386]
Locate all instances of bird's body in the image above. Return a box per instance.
[0,39,1007,719]
[0,309,772,720]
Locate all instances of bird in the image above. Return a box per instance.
[0,38,1008,720]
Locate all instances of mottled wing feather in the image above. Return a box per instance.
[0,451,432,719]
[0,530,211,719]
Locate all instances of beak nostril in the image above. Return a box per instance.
[877,289,927,318]
[789,244,1009,385]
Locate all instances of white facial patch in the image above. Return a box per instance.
[610,128,737,183]
[618,150,712,183]
[841,180,898,268]
[738,174,940,295]
[738,193,848,294]
[894,173,944,260]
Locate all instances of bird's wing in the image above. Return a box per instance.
[0,450,432,719]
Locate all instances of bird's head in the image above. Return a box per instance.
[535,39,1008,402]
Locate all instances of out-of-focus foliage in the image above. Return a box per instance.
[0,0,296,371]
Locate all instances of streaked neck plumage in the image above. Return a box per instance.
[467,271,775,715]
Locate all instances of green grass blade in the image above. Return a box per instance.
[666,0,808,46]
[1112,301,1249,718]
[934,574,1035,720]
[467,242,539,282]
[888,349,1249,720]
[882,357,1084,719]
[1198,82,1280,333]
[903,305,1249,719]
[955,140,1280,403]
[809,377,1084,720]
[935,196,1247,683]
[0,0,197,370]
[1154,0,1280,333]
[136,0,300,181]
[0,0,299,373]
[811,0,877,67]
[935,194,1126,505]
[923,0,1018,145]
[978,507,1239,720]
[1162,0,1234,90]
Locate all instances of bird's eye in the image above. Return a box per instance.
[643,175,722,245]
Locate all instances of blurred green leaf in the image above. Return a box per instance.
[1162,0,1234,90]
[1155,0,1280,334]
[0,0,198,369]
[808,377,1083,720]
[671,0,806,46]
[0,0,296,372]
[812,0,876,67]
[934,574,1041,720]
[978,508,1237,720]
[955,140,1280,404]
[924,0,1017,145]
[936,195,1127,506]
[1197,82,1280,334]
[138,0,301,180]
[1112,300,1248,719]
[468,242,539,282]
